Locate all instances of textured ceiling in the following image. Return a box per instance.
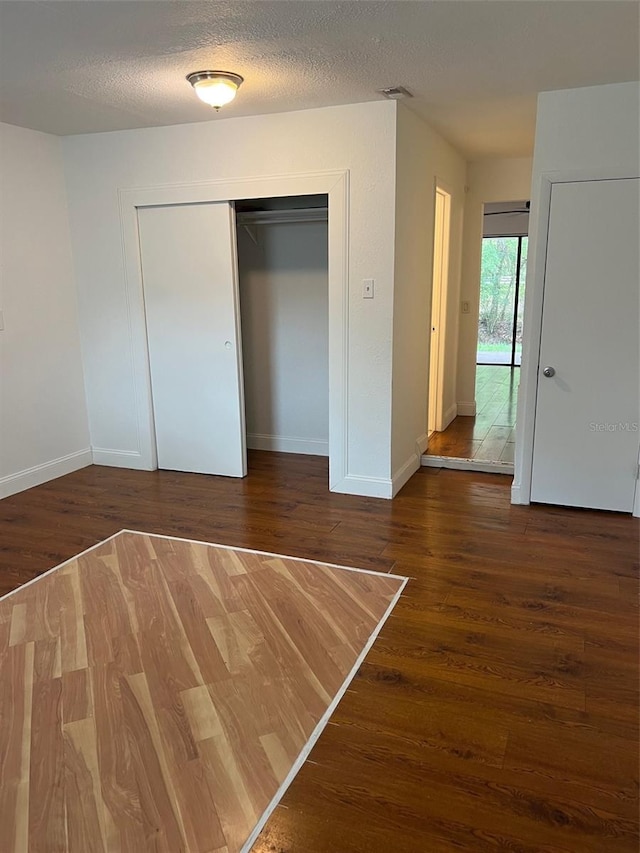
[0,1,637,159]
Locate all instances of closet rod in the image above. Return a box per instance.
[236,207,328,226]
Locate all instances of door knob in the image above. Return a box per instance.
[542,366,555,378]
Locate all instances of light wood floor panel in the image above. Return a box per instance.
[0,531,404,852]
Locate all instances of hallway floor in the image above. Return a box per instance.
[427,365,519,463]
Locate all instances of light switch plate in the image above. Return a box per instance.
[363,279,375,299]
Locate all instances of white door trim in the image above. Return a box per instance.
[428,179,453,436]
[118,170,349,490]
[512,166,640,509]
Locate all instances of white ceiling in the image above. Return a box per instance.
[0,1,637,160]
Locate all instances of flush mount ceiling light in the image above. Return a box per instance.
[187,70,244,111]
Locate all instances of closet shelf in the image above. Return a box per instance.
[236,208,328,226]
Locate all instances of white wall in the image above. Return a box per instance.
[513,81,640,506]
[0,122,90,498]
[457,158,533,410]
[391,104,466,490]
[62,101,397,494]
[237,220,329,456]
[528,82,640,177]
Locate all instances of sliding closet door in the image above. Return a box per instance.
[138,202,246,477]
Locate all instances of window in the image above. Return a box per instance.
[477,235,528,366]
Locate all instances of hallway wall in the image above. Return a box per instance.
[391,104,466,491]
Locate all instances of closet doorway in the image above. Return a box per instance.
[138,192,331,484]
[123,172,348,489]
[235,195,329,464]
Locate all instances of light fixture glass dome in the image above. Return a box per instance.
[187,71,244,110]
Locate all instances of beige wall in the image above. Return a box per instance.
[457,157,533,410]
[391,104,466,487]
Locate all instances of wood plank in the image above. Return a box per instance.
[63,720,107,853]
[28,677,65,852]
[0,642,34,853]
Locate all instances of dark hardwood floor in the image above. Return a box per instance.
[1,452,638,852]
[428,365,519,463]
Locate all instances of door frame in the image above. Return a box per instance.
[118,170,349,490]
[512,166,640,515]
[428,180,453,436]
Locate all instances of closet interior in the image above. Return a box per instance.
[235,194,329,463]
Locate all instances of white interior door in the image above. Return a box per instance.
[138,202,246,477]
[531,178,639,511]
[428,187,451,435]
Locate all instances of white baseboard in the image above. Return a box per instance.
[331,474,393,499]
[441,403,458,431]
[0,448,93,500]
[415,433,429,456]
[334,438,426,500]
[391,453,421,497]
[421,454,514,476]
[247,433,328,457]
[92,447,149,469]
[457,401,477,417]
[510,481,529,505]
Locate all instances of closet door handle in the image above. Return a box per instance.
[224,341,232,349]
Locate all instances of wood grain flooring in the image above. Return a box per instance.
[428,365,519,462]
[0,451,638,852]
[0,529,404,852]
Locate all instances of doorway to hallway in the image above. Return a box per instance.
[425,198,527,473]
[426,365,518,467]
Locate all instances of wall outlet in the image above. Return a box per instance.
[363,279,375,299]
